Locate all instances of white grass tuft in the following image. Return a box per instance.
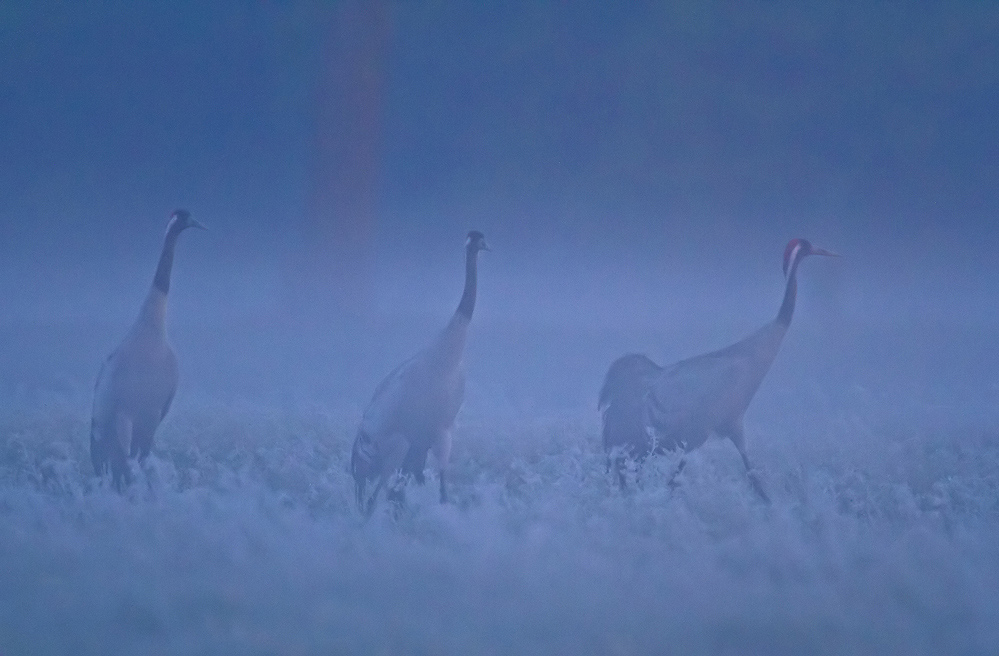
[1,393,999,654]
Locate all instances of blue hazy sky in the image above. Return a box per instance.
[0,1,996,324]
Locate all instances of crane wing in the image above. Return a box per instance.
[92,331,179,438]
[91,348,131,433]
[644,351,751,449]
[359,353,421,438]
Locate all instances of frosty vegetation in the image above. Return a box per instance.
[1,318,998,655]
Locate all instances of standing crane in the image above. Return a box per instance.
[351,231,489,516]
[90,209,205,490]
[599,238,838,499]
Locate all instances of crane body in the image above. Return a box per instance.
[91,210,205,490]
[351,231,488,515]
[600,238,837,498]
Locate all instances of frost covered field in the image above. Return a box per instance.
[2,320,999,655]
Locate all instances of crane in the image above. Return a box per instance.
[351,231,489,515]
[600,238,838,499]
[91,209,205,490]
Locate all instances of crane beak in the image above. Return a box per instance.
[811,247,839,257]
[189,219,208,231]
[481,240,491,252]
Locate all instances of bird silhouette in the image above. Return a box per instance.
[600,238,838,499]
[351,230,489,515]
[90,209,205,490]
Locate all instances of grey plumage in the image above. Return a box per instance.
[599,353,663,488]
[90,209,205,490]
[600,238,838,498]
[351,230,489,515]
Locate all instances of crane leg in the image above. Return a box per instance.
[666,457,687,491]
[132,422,158,494]
[724,425,770,503]
[401,438,430,486]
[364,434,408,518]
[110,414,134,492]
[432,429,452,504]
[606,447,630,490]
[615,457,628,490]
[386,472,410,517]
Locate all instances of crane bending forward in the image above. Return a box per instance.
[599,238,838,499]
[351,231,489,516]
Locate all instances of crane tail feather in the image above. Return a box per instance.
[600,354,661,455]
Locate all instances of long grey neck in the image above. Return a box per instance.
[455,246,478,320]
[139,228,182,333]
[432,246,478,371]
[776,259,800,327]
[153,227,182,295]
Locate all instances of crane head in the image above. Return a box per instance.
[167,209,207,234]
[783,238,839,277]
[466,230,490,252]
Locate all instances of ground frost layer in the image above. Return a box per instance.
[2,402,999,655]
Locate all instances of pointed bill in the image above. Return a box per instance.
[811,247,839,257]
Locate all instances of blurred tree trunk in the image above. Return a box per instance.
[298,0,389,322]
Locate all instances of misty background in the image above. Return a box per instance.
[2,4,999,653]
[0,0,996,417]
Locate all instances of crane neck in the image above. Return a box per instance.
[776,259,800,327]
[455,246,479,320]
[139,226,183,333]
[152,225,183,295]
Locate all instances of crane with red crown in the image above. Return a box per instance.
[599,238,839,499]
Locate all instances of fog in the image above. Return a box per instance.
[1,2,998,654]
